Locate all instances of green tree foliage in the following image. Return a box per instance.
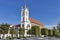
[0,28,3,34]
[53,27,57,36]
[19,28,25,37]
[10,27,18,38]
[19,28,25,35]
[0,23,10,38]
[27,26,40,37]
[41,28,48,36]
[56,22,60,36]
[10,27,18,34]
[0,24,10,34]
[57,22,60,32]
[27,29,31,34]
[48,29,53,36]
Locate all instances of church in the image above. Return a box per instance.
[0,0,43,38]
[14,0,43,37]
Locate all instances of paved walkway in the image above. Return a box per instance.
[0,37,60,40]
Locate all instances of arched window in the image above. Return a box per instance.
[22,24,24,28]
[27,24,30,28]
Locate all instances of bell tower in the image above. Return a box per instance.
[21,0,31,37]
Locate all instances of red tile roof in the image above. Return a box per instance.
[29,18,43,26]
[15,24,21,27]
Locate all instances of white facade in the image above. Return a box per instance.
[21,2,31,37]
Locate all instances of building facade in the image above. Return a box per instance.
[21,0,43,37]
[0,0,43,38]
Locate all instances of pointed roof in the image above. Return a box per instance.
[23,0,26,8]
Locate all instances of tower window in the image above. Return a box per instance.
[22,24,24,28]
[23,11,25,16]
[27,24,30,28]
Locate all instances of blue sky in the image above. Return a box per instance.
[0,0,60,28]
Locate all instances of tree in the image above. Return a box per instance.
[0,24,10,34]
[27,26,40,37]
[57,22,60,32]
[19,28,25,35]
[10,27,18,38]
[52,27,57,36]
[27,29,31,34]
[48,29,53,36]
[0,23,10,38]
[41,28,48,36]
[19,28,25,37]
[0,28,3,34]
[56,21,60,36]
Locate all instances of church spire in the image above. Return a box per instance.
[24,0,26,8]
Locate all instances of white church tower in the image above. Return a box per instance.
[21,0,31,37]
